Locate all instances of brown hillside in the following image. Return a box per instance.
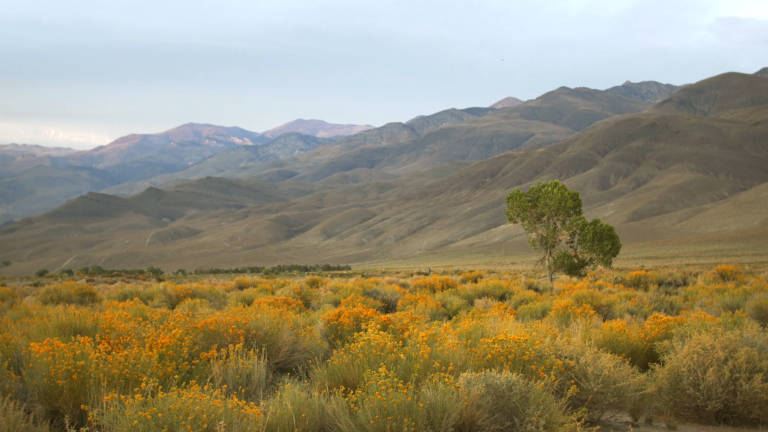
[1,71,767,273]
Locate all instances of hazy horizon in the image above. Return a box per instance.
[2,0,767,149]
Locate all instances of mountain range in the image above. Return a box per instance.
[2,71,767,273]
[0,120,374,224]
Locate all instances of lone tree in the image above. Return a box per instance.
[506,180,621,282]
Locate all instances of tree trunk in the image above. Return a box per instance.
[546,249,553,283]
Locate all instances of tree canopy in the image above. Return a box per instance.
[506,180,621,282]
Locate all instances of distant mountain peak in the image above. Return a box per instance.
[262,119,374,139]
[755,67,768,77]
[605,80,678,103]
[490,96,524,109]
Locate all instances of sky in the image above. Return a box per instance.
[1,0,767,149]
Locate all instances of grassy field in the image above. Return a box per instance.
[1,264,767,431]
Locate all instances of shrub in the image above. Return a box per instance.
[322,305,380,346]
[30,305,102,342]
[227,287,263,307]
[516,300,552,322]
[260,381,337,432]
[554,342,642,422]
[276,282,319,310]
[107,284,158,304]
[93,383,262,432]
[507,289,542,309]
[549,298,597,328]
[434,292,469,318]
[155,283,226,309]
[568,288,617,320]
[456,371,573,432]
[23,336,97,427]
[458,270,484,284]
[712,264,744,282]
[456,278,513,303]
[397,293,448,321]
[0,286,18,307]
[411,275,457,293]
[38,282,100,306]
[466,327,561,380]
[210,346,272,402]
[624,270,657,290]
[0,395,51,432]
[339,366,462,432]
[192,305,324,373]
[653,329,768,425]
[362,285,402,313]
[745,293,768,327]
[232,276,254,290]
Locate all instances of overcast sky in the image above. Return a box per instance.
[1,0,767,149]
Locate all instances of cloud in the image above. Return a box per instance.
[0,120,114,149]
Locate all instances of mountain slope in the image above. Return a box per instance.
[653,72,768,116]
[0,144,78,178]
[605,80,678,103]
[102,133,324,196]
[263,119,373,138]
[490,97,524,109]
[68,123,267,175]
[3,70,767,272]
[0,165,117,224]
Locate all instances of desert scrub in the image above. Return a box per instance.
[623,270,658,291]
[191,304,325,373]
[549,298,597,328]
[711,264,745,282]
[653,327,768,425]
[322,304,381,346]
[339,366,461,432]
[313,325,461,393]
[260,381,339,432]
[746,293,768,327]
[0,286,18,308]
[210,345,272,402]
[594,314,684,371]
[0,395,51,432]
[27,305,102,342]
[397,293,448,321]
[361,284,402,313]
[515,300,553,322]
[456,278,515,304]
[37,281,99,306]
[155,282,226,309]
[93,383,262,432]
[458,270,484,284]
[411,275,457,293]
[456,371,574,432]
[106,283,159,304]
[554,341,642,423]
